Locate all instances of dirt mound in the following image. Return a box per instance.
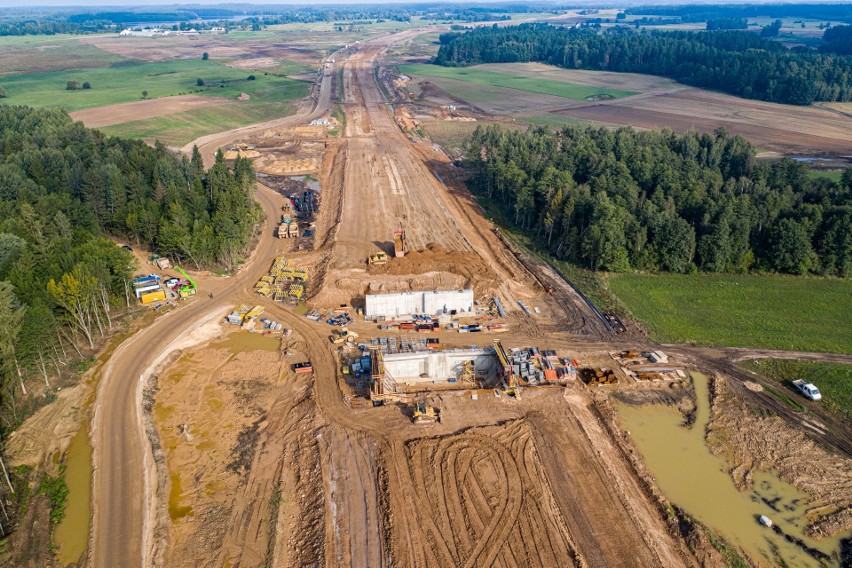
[310,267,471,308]
[368,243,501,290]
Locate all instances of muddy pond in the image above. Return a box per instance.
[617,372,848,567]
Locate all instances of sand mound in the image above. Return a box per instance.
[255,157,320,175]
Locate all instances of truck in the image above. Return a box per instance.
[393,229,406,258]
[792,379,822,401]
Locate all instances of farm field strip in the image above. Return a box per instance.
[399,64,638,100]
[0,58,309,111]
[608,273,852,355]
[98,99,301,146]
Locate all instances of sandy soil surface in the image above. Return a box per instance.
[150,328,321,567]
[706,376,852,539]
[69,95,227,128]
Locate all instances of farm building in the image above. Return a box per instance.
[383,348,496,386]
[365,289,474,319]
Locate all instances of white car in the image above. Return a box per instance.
[792,379,822,401]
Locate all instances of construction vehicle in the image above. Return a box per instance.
[368,251,389,265]
[173,266,198,299]
[494,339,521,398]
[329,327,359,345]
[393,229,406,258]
[412,401,439,424]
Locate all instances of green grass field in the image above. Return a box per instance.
[805,170,844,182]
[399,64,637,100]
[99,99,299,146]
[740,359,852,420]
[0,59,308,112]
[607,273,852,354]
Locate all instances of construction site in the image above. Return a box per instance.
[143,33,847,568]
[4,23,842,568]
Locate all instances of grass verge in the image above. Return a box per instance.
[739,359,851,420]
[606,272,852,354]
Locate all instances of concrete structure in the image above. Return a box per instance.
[383,348,496,385]
[365,289,474,319]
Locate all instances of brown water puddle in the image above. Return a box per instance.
[53,422,92,566]
[617,372,846,567]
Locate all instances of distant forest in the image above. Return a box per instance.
[434,24,852,105]
[624,4,852,24]
[464,124,851,276]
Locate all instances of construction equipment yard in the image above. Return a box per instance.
[7,22,850,568]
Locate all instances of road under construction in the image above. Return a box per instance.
[83,25,852,568]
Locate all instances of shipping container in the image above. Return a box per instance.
[140,289,166,304]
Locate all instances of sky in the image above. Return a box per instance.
[0,0,838,7]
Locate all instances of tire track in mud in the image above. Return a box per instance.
[403,422,579,567]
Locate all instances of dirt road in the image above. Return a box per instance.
[89,91,327,567]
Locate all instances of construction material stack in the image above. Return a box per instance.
[226,305,251,325]
[582,368,618,386]
[257,256,309,302]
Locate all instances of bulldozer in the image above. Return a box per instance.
[368,251,389,265]
[329,327,359,345]
[412,401,439,424]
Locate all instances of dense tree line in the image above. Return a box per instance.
[0,105,260,431]
[0,106,259,271]
[822,25,852,55]
[434,24,852,105]
[464,124,851,277]
[624,4,852,25]
[706,18,747,31]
